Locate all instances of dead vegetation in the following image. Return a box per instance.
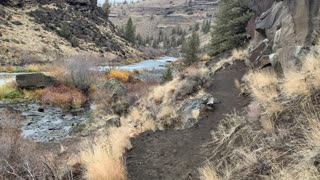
[77,48,249,179]
[0,110,57,179]
[200,52,320,180]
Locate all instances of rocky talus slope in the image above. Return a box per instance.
[0,0,138,65]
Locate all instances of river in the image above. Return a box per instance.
[0,56,178,142]
[99,56,178,71]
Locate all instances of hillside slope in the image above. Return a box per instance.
[0,0,139,65]
[110,0,219,48]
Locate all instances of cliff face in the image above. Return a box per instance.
[248,0,320,71]
[0,0,138,65]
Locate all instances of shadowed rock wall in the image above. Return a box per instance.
[249,0,320,70]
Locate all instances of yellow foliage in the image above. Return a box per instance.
[107,70,130,83]
[22,89,44,100]
[25,64,44,72]
[200,54,211,61]
[0,65,18,73]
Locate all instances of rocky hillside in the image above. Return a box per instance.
[0,0,139,65]
[110,0,219,48]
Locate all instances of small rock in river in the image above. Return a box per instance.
[38,107,44,112]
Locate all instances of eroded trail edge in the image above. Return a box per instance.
[126,61,250,180]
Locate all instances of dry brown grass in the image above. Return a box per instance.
[245,69,282,113]
[41,85,86,109]
[281,54,320,99]
[200,52,320,180]
[199,164,221,180]
[231,48,248,60]
[80,127,130,180]
[0,110,56,179]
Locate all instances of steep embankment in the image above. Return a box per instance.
[0,0,138,65]
[126,60,250,179]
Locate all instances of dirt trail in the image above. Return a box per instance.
[126,61,250,180]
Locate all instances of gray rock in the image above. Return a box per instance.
[178,94,218,129]
[112,102,129,115]
[16,73,56,89]
[183,118,197,129]
[104,78,127,100]
[248,39,270,65]
[105,116,121,128]
[2,101,88,142]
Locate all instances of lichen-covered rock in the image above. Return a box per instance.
[104,78,128,100]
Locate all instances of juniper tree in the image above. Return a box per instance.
[209,0,253,56]
[182,31,200,66]
[125,17,136,43]
[102,0,112,19]
[162,66,173,83]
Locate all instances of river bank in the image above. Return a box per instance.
[0,56,179,143]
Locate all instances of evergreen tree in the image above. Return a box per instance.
[172,28,176,35]
[136,33,143,45]
[201,20,206,33]
[182,31,200,66]
[171,36,177,48]
[202,20,211,34]
[194,22,200,31]
[209,0,253,56]
[102,0,112,19]
[177,35,185,46]
[125,17,136,43]
[162,66,173,83]
[152,39,159,49]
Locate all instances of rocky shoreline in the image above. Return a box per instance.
[0,100,89,142]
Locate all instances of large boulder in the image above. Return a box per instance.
[104,78,127,101]
[16,73,56,89]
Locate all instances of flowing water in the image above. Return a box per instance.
[0,57,178,142]
[99,56,178,71]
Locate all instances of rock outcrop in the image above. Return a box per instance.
[248,0,320,71]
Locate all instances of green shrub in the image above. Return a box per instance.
[0,83,22,99]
